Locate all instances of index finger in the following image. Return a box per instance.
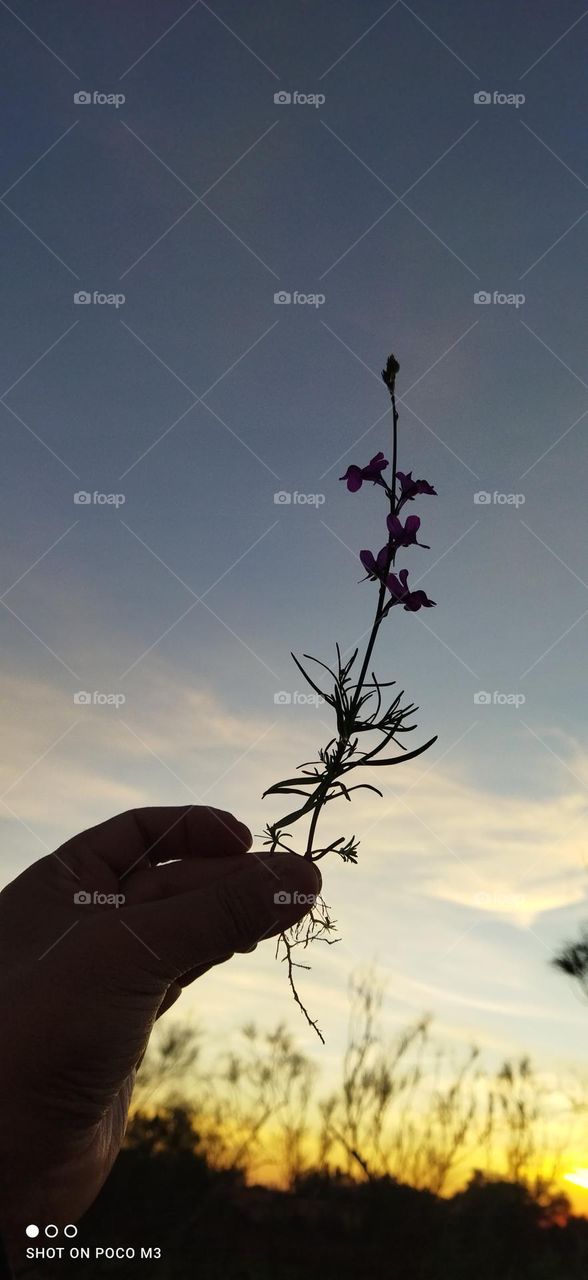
[56,806,253,879]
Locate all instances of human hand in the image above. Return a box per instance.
[0,806,320,1265]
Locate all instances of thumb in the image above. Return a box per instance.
[98,852,321,986]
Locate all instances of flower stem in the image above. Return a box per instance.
[303,386,399,860]
[349,386,399,712]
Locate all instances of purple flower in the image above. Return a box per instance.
[396,471,437,501]
[359,545,390,582]
[386,568,436,612]
[386,513,430,549]
[340,452,389,493]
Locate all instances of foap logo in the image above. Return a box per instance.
[74,90,126,109]
[474,290,525,308]
[74,490,126,507]
[74,290,126,308]
[74,691,126,708]
[273,290,326,307]
[74,889,125,906]
[273,90,325,108]
[474,690,525,708]
[473,491,525,507]
[273,890,318,905]
[274,690,324,707]
[474,90,525,108]
[473,891,526,912]
[273,490,325,506]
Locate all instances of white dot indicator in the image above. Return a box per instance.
[46,1225,58,1238]
[64,1225,77,1238]
[25,1225,39,1238]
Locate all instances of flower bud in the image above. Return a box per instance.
[381,353,400,393]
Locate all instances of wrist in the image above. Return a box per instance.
[0,1223,14,1278]
[0,1161,53,1272]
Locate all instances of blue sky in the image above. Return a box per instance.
[1,0,588,1095]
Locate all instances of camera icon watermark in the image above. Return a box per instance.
[74,889,125,906]
[474,690,525,708]
[73,691,126,708]
[74,290,125,308]
[74,90,126,108]
[273,290,325,307]
[74,491,126,507]
[473,490,525,507]
[273,490,325,506]
[474,90,525,108]
[273,890,317,905]
[273,90,325,108]
[274,690,324,707]
[474,290,525,308]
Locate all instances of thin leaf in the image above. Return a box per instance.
[290,652,331,702]
[362,734,438,765]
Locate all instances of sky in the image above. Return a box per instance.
[1,0,588,1190]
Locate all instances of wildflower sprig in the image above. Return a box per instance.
[263,353,438,1040]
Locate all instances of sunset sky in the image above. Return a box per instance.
[1,0,588,1197]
